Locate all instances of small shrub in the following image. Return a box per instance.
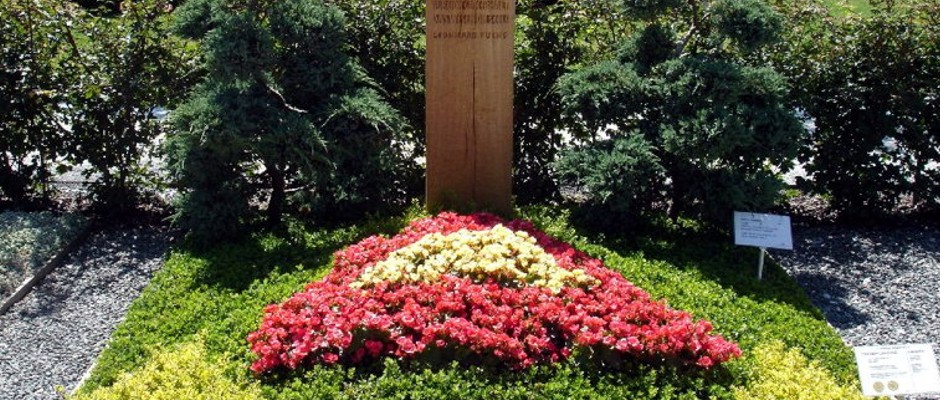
[167,0,415,244]
[60,0,195,215]
[0,0,72,208]
[71,338,262,400]
[554,133,664,230]
[556,0,801,227]
[732,340,866,400]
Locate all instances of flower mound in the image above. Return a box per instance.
[353,225,597,292]
[248,213,741,374]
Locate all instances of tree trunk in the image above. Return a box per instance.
[267,163,286,227]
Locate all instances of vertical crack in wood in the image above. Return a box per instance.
[471,60,478,200]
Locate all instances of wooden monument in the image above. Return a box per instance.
[425,0,515,214]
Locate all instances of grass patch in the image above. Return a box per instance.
[76,205,863,399]
[819,0,872,17]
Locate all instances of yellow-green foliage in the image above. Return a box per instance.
[353,225,597,292]
[72,340,261,400]
[734,341,866,400]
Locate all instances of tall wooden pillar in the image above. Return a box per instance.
[425,0,514,214]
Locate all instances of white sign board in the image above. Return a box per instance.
[855,344,940,396]
[733,212,793,250]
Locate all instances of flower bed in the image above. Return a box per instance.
[248,212,741,374]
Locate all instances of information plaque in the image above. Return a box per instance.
[733,211,793,250]
[855,344,940,396]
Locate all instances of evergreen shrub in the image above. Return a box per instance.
[554,133,663,229]
[555,0,801,227]
[166,0,417,244]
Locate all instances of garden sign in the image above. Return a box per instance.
[733,211,793,280]
[425,0,514,214]
[854,343,940,396]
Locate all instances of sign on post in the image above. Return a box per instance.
[855,344,940,396]
[425,0,515,214]
[733,212,793,280]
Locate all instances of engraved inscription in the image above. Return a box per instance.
[429,0,513,40]
[431,0,510,10]
[432,14,511,24]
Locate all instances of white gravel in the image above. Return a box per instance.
[0,226,170,400]
[771,223,940,400]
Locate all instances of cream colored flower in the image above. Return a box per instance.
[352,225,598,292]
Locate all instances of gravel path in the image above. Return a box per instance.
[0,226,170,400]
[771,223,940,399]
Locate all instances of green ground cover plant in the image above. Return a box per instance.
[76,206,863,399]
[0,211,86,298]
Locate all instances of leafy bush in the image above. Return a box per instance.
[732,340,865,400]
[770,0,940,218]
[71,338,263,400]
[555,0,802,227]
[166,0,417,244]
[61,0,195,215]
[1,0,193,213]
[0,0,72,208]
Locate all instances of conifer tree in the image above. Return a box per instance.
[555,0,801,227]
[166,0,415,243]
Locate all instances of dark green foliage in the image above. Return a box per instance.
[166,0,416,244]
[618,24,675,74]
[70,0,121,14]
[711,0,783,52]
[325,0,426,150]
[512,0,638,203]
[0,0,68,208]
[327,0,632,204]
[298,88,420,222]
[623,0,683,20]
[556,0,801,227]
[555,60,645,139]
[78,206,857,398]
[1,0,190,213]
[554,134,663,229]
[770,0,940,218]
[512,0,616,203]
